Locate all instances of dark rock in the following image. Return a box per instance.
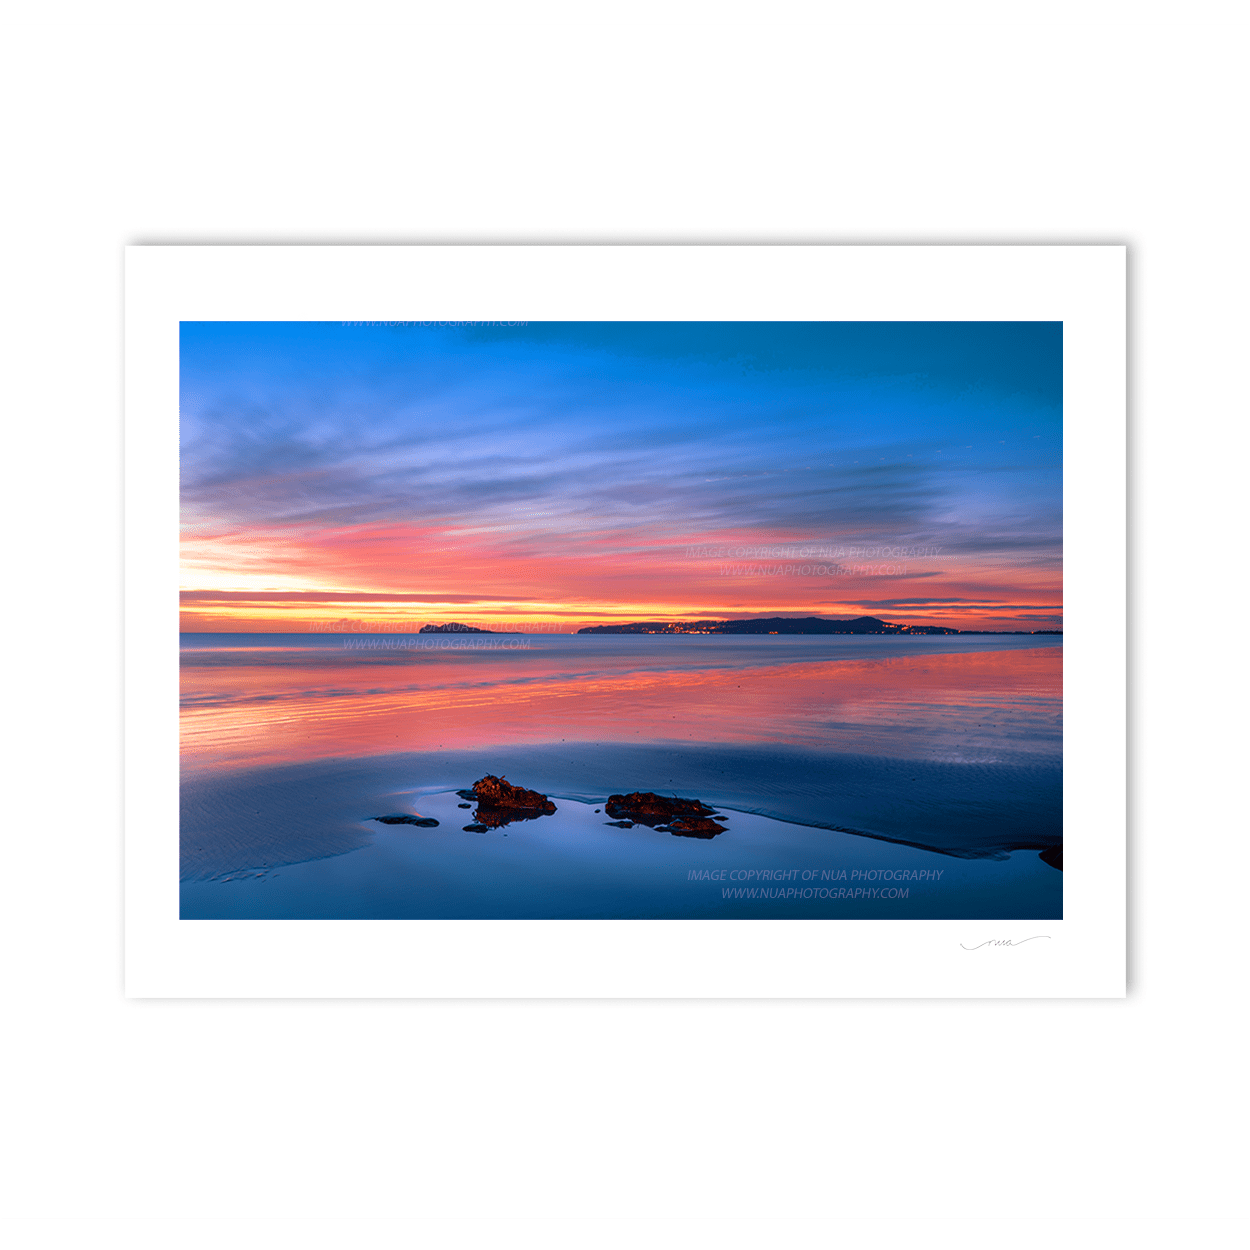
[463,774,557,829]
[665,815,728,839]
[463,824,489,833]
[373,814,439,827]
[470,774,557,813]
[1039,845,1063,871]
[604,820,635,828]
[458,803,471,809]
[604,791,718,827]
[456,789,478,800]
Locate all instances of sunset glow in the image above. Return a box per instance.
[181,322,1062,632]
[180,639,1062,772]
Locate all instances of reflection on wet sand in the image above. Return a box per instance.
[181,640,1061,773]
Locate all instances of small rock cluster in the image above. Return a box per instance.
[373,778,731,840]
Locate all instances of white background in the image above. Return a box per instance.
[2,3,1245,1249]
[125,245,1125,1000]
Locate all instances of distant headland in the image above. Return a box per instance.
[419,622,524,634]
[576,615,1061,636]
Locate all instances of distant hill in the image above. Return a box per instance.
[577,616,962,636]
[419,622,524,634]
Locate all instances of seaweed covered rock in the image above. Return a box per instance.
[604,791,718,827]
[660,815,728,839]
[604,792,729,838]
[470,775,556,814]
[463,774,557,829]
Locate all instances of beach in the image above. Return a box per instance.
[181,633,1062,919]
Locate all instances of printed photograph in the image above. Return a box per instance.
[179,321,1062,919]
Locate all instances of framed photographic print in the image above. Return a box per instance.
[125,245,1125,997]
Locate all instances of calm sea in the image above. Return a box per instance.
[179,633,1062,919]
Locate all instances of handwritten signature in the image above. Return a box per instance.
[960,936,1051,950]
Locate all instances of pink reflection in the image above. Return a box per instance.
[181,645,1061,773]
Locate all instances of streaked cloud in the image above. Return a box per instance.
[181,322,1062,630]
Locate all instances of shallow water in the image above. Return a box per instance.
[180,633,1062,919]
[181,789,1060,920]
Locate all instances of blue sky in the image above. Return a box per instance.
[180,321,1062,630]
